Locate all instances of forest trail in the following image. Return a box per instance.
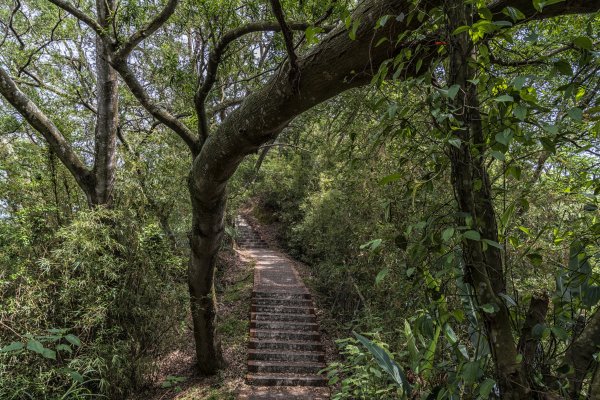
[235,217,330,400]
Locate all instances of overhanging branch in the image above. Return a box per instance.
[194,21,319,144]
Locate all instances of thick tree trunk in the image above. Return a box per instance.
[445,2,529,398]
[188,177,226,373]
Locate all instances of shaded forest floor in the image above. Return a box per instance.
[132,248,254,400]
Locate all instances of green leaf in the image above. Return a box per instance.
[0,342,24,353]
[532,323,546,339]
[491,151,505,161]
[482,239,503,249]
[375,268,389,285]
[533,0,565,12]
[499,293,517,307]
[305,26,324,45]
[448,137,461,149]
[478,7,493,20]
[442,227,454,242]
[379,173,402,185]
[415,58,423,73]
[447,84,460,100]
[463,230,481,241]
[42,348,56,360]
[64,334,81,347]
[353,332,412,394]
[452,26,470,35]
[513,104,527,120]
[481,303,497,314]
[479,378,496,397]
[360,239,383,252]
[513,76,527,90]
[554,60,573,76]
[502,6,525,21]
[66,370,84,383]
[56,344,72,354]
[567,107,583,122]
[542,124,559,135]
[494,94,514,103]
[550,326,569,341]
[495,129,513,146]
[526,253,543,266]
[462,361,481,384]
[26,339,45,355]
[573,36,593,50]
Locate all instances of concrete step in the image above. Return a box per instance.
[253,298,313,307]
[237,386,330,400]
[252,305,314,314]
[252,312,316,323]
[253,291,311,300]
[250,329,321,341]
[249,339,324,352]
[251,321,319,331]
[246,373,327,387]
[248,360,326,374]
[248,349,325,363]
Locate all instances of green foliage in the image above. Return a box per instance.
[0,208,188,399]
[323,336,403,400]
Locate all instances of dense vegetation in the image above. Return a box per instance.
[1,0,599,399]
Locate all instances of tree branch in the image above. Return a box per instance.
[269,0,299,88]
[112,60,199,155]
[489,0,600,21]
[46,0,109,42]
[193,21,317,145]
[0,66,93,190]
[113,0,180,61]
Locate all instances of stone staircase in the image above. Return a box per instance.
[236,216,268,249]
[235,217,328,398]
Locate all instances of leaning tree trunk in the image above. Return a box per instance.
[445,2,530,398]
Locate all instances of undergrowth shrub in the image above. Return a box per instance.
[324,336,402,400]
[0,207,188,399]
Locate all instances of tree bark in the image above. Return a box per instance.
[91,0,118,207]
[564,309,600,398]
[517,293,550,384]
[445,2,529,398]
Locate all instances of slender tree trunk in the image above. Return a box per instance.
[445,2,529,398]
[91,0,118,207]
[564,308,600,398]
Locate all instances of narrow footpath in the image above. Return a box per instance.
[236,216,330,400]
